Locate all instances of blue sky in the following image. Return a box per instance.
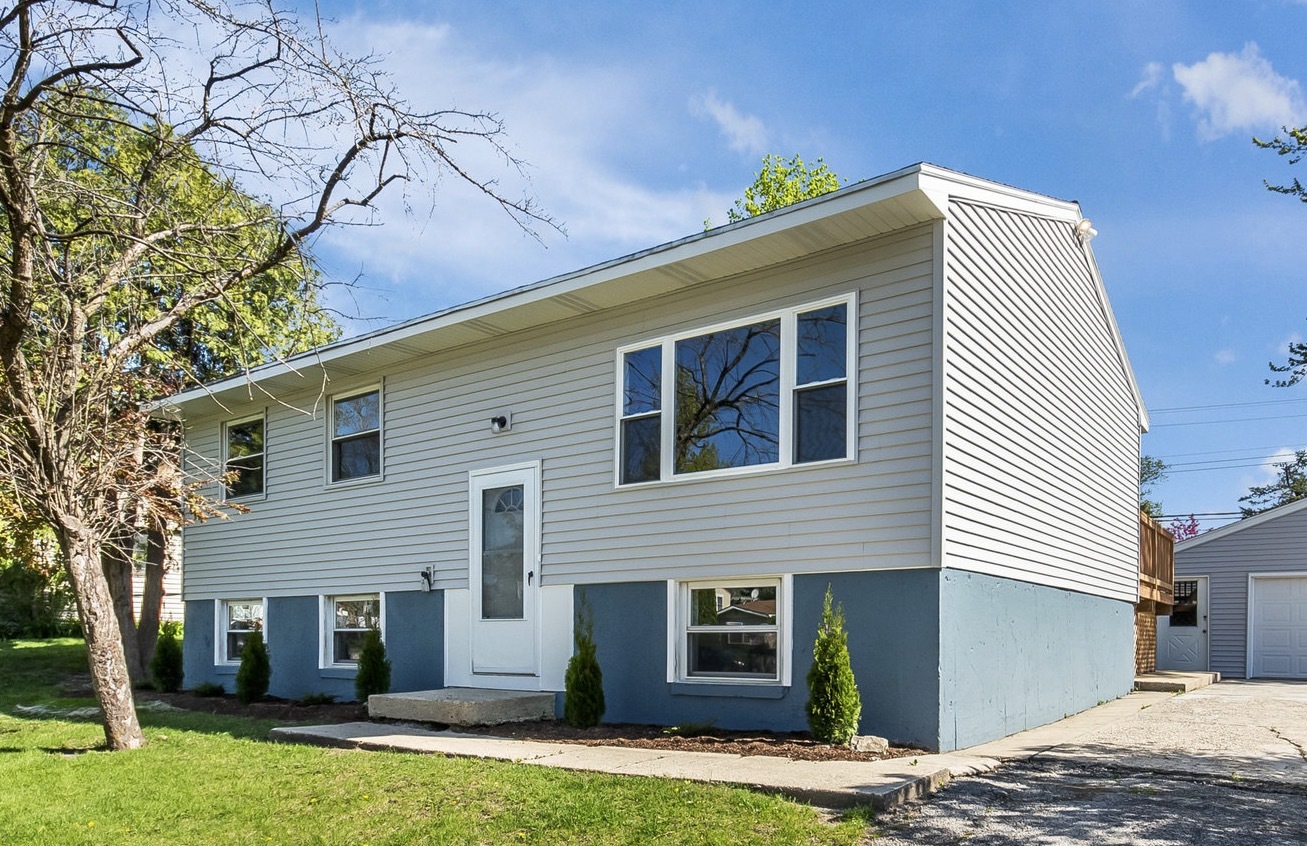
[294,1,1307,528]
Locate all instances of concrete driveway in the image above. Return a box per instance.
[1040,680,1307,783]
[873,681,1307,845]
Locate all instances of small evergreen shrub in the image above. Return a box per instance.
[806,585,862,745]
[563,593,605,728]
[192,682,226,697]
[354,628,391,701]
[296,692,338,706]
[235,630,270,704]
[150,621,185,693]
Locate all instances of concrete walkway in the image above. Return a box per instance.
[268,672,1305,811]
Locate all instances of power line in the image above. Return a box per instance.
[1153,444,1302,460]
[1150,412,1307,428]
[1151,397,1307,414]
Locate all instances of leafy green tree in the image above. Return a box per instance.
[354,628,392,701]
[0,0,553,750]
[716,154,843,227]
[1256,126,1307,204]
[806,586,861,745]
[1139,455,1168,518]
[235,631,271,704]
[1239,450,1307,517]
[564,593,605,728]
[1257,127,1307,385]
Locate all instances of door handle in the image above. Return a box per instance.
[528,570,534,585]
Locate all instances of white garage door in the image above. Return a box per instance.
[1250,576,1307,679]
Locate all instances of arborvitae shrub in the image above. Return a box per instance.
[235,630,270,704]
[150,621,184,693]
[806,585,862,745]
[354,628,391,701]
[563,593,605,728]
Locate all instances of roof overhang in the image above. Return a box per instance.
[157,163,1108,421]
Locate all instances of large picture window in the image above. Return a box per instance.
[674,579,786,683]
[219,599,264,664]
[617,296,853,485]
[223,416,265,498]
[331,389,381,482]
[324,594,382,666]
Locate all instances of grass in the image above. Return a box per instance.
[0,639,873,845]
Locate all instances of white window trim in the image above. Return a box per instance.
[665,575,793,686]
[221,411,267,502]
[319,592,386,670]
[214,597,267,666]
[614,293,856,488]
[326,382,385,487]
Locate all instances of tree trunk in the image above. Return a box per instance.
[60,522,146,751]
[135,525,167,673]
[102,535,145,684]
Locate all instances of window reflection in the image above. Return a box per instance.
[674,320,781,473]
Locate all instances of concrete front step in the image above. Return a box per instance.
[368,688,555,726]
[1133,671,1221,693]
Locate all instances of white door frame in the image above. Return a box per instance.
[1247,571,1307,678]
[1159,575,1209,672]
[467,460,542,679]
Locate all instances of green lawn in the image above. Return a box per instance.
[0,639,872,845]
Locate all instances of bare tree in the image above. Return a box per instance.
[0,0,554,750]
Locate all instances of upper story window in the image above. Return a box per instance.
[331,388,381,483]
[223,415,265,499]
[617,295,854,485]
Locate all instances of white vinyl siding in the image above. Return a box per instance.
[940,201,1139,602]
[180,226,937,600]
[1175,502,1307,678]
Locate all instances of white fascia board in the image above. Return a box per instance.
[158,163,1086,419]
[1176,497,1307,553]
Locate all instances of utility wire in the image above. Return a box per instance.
[1151,397,1307,414]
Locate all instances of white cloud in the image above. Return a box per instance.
[690,91,770,157]
[1172,43,1307,139]
[1131,62,1164,98]
[1214,348,1238,365]
[306,16,737,324]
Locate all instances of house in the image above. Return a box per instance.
[164,163,1147,752]
[1159,498,1307,679]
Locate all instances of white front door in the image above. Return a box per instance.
[469,463,540,677]
[1158,577,1209,671]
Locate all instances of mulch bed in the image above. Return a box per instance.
[140,690,368,724]
[140,688,917,762]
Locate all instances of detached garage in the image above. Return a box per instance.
[1160,498,1307,679]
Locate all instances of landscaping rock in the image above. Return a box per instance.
[851,734,889,754]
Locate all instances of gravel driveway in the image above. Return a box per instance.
[871,681,1307,845]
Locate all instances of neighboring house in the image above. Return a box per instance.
[1160,498,1307,679]
[130,563,183,623]
[163,163,1146,752]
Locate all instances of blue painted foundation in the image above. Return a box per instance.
[181,571,1132,749]
[583,569,1132,752]
[182,589,443,702]
[937,570,1134,750]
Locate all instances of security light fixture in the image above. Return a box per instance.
[490,414,511,434]
[1075,218,1097,244]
